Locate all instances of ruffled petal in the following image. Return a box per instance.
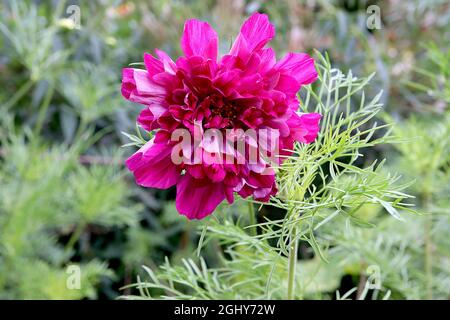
[229,13,275,63]
[155,49,177,74]
[121,68,167,105]
[287,112,321,144]
[181,19,218,61]
[137,108,155,131]
[231,13,275,55]
[121,68,137,100]
[176,174,226,219]
[275,53,317,85]
[126,140,180,189]
[143,53,164,76]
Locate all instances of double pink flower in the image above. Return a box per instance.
[122,13,320,219]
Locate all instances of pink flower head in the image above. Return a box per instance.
[122,13,321,220]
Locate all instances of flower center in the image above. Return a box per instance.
[211,103,239,120]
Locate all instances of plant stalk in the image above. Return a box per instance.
[34,82,54,135]
[1,79,34,111]
[287,227,298,300]
[65,223,85,255]
[423,191,433,300]
[248,202,256,236]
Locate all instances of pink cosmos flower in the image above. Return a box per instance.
[122,13,320,220]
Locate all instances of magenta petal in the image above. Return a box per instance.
[275,74,301,94]
[181,19,218,61]
[121,68,166,105]
[137,108,155,131]
[253,187,272,199]
[155,49,177,74]
[237,184,253,199]
[235,13,275,53]
[288,112,321,144]
[176,174,226,220]
[225,187,235,204]
[126,140,180,189]
[275,53,318,86]
[259,48,276,74]
[137,105,167,131]
[229,35,250,61]
[266,118,290,137]
[144,53,164,76]
[187,165,206,179]
[121,68,136,100]
[246,171,275,189]
[125,140,153,171]
[299,113,321,143]
[133,69,166,95]
[204,164,226,182]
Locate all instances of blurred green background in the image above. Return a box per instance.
[0,0,449,299]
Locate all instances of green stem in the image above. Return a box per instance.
[423,192,433,300]
[34,82,54,135]
[73,118,87,144]
[65,223,85,255]
[248,202,256,236]
[1,79,34,111]
[287,227,298,300]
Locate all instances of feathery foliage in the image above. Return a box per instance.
[123,52,416,300]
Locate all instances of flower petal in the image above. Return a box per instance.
[143,53,164,76]
[181,19,218,61]
[287,112,321,144]
[176,174,226,219]
[121,68,167,105]
[237,13,275,52]
[155,49,177,74]
[275,53,318,85]
[230,13,275,59]
[126,140,180,189]
[137,108,155,131]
